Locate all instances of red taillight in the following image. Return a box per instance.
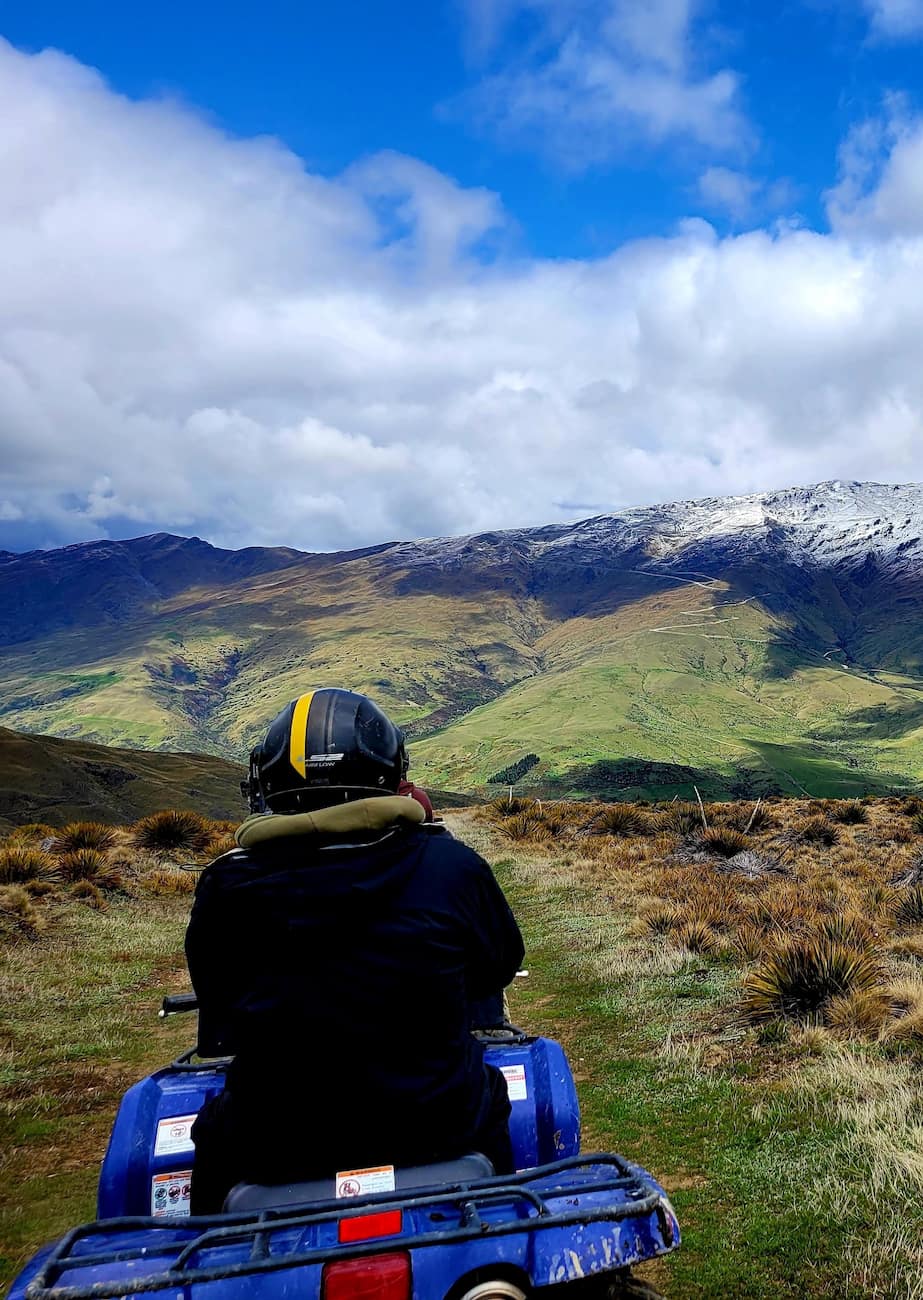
[338,1209,403,1242]
[322,1251,411,1300]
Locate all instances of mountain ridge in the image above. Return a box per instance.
[2,479,923,800]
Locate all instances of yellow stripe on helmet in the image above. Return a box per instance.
[289,690,315,778]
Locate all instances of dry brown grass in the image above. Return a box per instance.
[589,804,653,837]
[69,880,108,910]
[132,809,213,856]
[53,822,118,852]
[0,884,46,940]
[741,939,882,1025]
[476,794,923,1044]
[699,826,751,858]
[895,887,923,925]
[141,866,198,896]
[0,845,60,887]
[7,822,56,845]
[792,815,841,846]
[57,849,124,891]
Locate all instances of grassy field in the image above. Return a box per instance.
[5,800,923,1295]
[469,797,923,1298]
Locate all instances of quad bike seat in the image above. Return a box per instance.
[223,1152,496,1212]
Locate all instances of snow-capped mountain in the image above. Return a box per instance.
[3,480,923,801]
[389,481,923,574]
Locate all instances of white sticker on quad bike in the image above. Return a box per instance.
[335,1165,396,1198]
[151,1170,192,1217]
[500,1064,528,1101]
[154,1114,198,1156]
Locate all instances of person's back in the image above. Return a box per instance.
[186,688,524,1211]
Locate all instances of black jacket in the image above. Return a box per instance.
[185,817,524,1178]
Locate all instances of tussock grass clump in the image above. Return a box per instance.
[53,821,118,852]
[885,977,923,1018]
[911,811,923,836]
[0,845,60,886]
[634,902,681,935]
[485,796,535,821]
[7,822,56,845]
[590,804,651,837]
[817,913,878,949]
[57,848,123,891]
[831,800,869,825]
[500,811,552,843]
[825,989,892,1039]
[887,821,916,844]
[733,923,766,961]
[720,802,776,833]
[793,816,841,846]
[894,887,923,925]
[880,1008,923,1046]
[699,826,751,859]
[70,880,107,909]
[889,935,923,961]
[143,867,197,896]
[672,917,721,955]
[661,802,702,835]
[742,938,881,1025]
[0,884,46,941]
[132,810,212,855]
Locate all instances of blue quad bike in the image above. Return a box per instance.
[9,993,679,1300]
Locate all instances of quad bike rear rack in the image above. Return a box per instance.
[25,1154,675,1300]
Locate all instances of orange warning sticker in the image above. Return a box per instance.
[151,1170,192,1217]
[335,1165,396,1198]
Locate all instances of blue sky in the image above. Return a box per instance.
[4,0,919,257]
[1,1,923,552]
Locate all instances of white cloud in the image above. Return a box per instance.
[863,0,923,38]
[451,0,752,166]
[3,40,923,554]
[696,166,761,218]
[827,102,923,234]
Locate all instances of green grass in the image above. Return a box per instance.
[5,810,923,1295]
[0,897,192,1289]
[466,816,923,1299]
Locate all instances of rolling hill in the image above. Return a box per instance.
[3,480,923,799]
[0,727,243,831]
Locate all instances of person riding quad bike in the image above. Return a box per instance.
[185,687,525,1213]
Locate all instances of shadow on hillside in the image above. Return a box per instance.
[532,744,907,802]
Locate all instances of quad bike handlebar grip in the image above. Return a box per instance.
[160,992,199,1016]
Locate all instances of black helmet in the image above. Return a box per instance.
[247,688,407,813]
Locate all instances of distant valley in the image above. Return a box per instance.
[3,481,923,800]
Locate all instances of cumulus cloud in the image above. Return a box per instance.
[826,100,923,234]
[2,39,923,554]
[450,0,752,167]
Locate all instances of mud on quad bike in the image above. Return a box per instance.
[9,993,679,1300]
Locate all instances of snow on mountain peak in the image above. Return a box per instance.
[390,481,923,573]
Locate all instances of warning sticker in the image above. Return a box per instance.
[500,1064,528,1101]
[151,1170,192,1218]
[154,1114,197,1156]
[335,1165,396,1198]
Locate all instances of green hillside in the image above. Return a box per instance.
[3,521,923,800]
[0,727,243,831]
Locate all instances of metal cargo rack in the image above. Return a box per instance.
[25,1154,675,1300]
